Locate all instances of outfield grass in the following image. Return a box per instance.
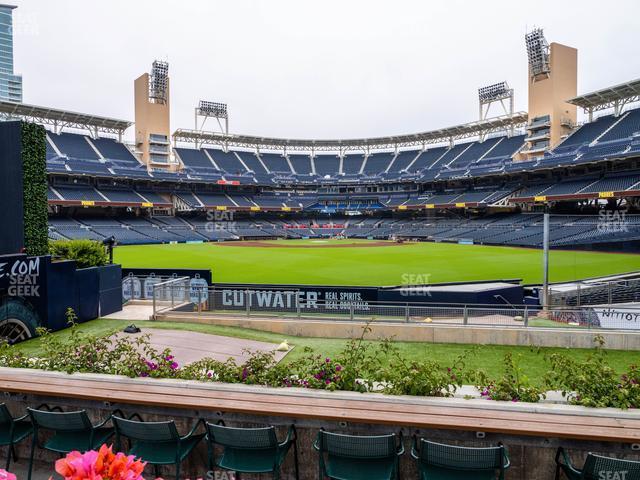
[113,239,640,285]
[12,318,640,384]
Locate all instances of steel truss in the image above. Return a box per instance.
[0,100,131,139]
[173,112,528,153]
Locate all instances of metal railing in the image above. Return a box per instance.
[150,284,640,331]
[151,277,191,316]
[549,277,640,307]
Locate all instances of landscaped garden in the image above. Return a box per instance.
[3,311,640,409]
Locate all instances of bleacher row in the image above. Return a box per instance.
[47,166,640,211]
[49,213,640,247]
[45,107,640,186]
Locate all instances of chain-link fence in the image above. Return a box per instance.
[150,284,640,330]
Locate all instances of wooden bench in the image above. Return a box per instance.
[2,368,640,443]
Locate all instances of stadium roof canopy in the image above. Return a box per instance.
[0,101,132,136]
[174,112,528,152]
[568,78,640,116]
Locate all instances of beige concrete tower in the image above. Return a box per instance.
[134,61,173,168]
[523,30,577,159]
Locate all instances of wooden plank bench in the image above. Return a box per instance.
[2,369,640,444]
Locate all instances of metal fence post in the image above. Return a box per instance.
[197,285,202,313]
[463,306,468,325]
[170,283,175,307]
[523,306,528,327]
[576,284,581,307]
[152,284,157,320]
[245,289,250,317]
[608,282,613,305]
[405,303,409,323]
[350,302,354,321]
[296,292,301,319]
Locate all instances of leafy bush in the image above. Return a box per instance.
[378,346,476,397]
[3,316,640,409]
[544,335,640,408]
[49,239,108,268]
[475,352,546,403]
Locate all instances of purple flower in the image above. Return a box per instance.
[140,372,149,377]
[335,365,342,372]
[325,358,331,363]
[165,355,174,361]
[325,379,331,385]
[170,361,179,370]
[242,367,248,380]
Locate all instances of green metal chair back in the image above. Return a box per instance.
[581,453,640,480]
[317,430,398,459]
[113,416,180,443]
[207,423,279,450]
[0,404,13,426]
[0,403,33,471]
[206,422,299,479]
[28,408,93,432]
[315,430,402,480]
[413,439,509,480]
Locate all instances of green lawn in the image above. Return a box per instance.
[113,239,640,285]
[12,318,640,385]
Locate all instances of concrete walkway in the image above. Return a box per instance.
[103,302,154,321]
[110,328,289,365]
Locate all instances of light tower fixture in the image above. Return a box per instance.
[478,81,512,103]
[478,81,514,137]
[525,28,550,78]
[197,100,228,119]
[149,60,169,104]
[193,100,229,147]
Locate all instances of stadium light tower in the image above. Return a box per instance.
[194,100,229,147]
[525,28,551,80]
[478,81,514,136]
[148,60,169,104]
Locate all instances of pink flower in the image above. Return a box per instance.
[0,469,17,480]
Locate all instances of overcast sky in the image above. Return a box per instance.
[10,0,640,141]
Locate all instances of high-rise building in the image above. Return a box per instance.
[0,4,21,102]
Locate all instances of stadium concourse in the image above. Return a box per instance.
[43,101,640,251]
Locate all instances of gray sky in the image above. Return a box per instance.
[11,0,640,141]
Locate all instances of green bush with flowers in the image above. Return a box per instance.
[1,312,640,409]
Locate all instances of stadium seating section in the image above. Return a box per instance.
[45,106,640,248]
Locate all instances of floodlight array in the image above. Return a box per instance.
[198,100,228,118]
[149,60,169,103]
[478,82,511,102]
[525,29,550,77]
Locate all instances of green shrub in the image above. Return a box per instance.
[544,335,640,408]
[475,352,546,403]
[49,239,108,268]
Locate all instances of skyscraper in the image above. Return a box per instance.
[0,4,21,102]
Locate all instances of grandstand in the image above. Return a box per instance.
[0,32,624,251]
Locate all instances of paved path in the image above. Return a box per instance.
[111,328,289,365]
[103,303,154,321]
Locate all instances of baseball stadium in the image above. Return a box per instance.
[1,2,640,479]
